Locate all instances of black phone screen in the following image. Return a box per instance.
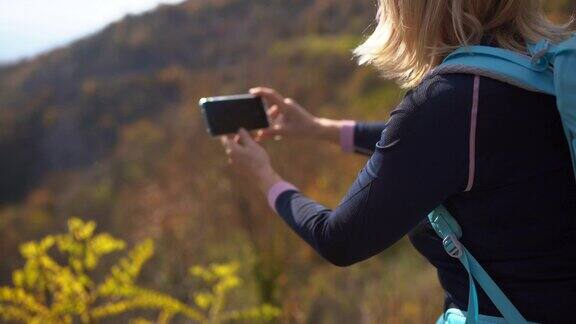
[199,94,269,136]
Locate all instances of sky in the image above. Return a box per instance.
[0,0,186,64]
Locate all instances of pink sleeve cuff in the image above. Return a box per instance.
[267,181,299,213]
[340,120,356,153]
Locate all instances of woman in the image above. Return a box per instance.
[220,0,575,322]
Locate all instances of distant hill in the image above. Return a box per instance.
[0,0,375,201]
[0,0,573,202]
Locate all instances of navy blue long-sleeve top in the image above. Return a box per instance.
[267,73,576,322]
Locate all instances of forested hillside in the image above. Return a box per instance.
[0,0,573,322]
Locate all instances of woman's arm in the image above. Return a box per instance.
[224,75,476,266]
[250,87,386,155]
[264,75,475,266]
[313,118,387,155]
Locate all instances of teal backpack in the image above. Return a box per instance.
[429,34,576,324]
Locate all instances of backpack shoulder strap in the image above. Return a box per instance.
[435,36,576,179]
[550,35,576,180]
[435,45,555,95]
[428,206,529,324]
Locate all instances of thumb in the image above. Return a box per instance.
[261,124,284,136]
[267,105,281,119]
[237,128,256,146]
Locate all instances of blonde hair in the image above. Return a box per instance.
[354,0,574,88]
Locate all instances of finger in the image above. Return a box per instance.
[250,88,278,109]
[220,134,236,145]
[275,113,285,126]
[267,105,281,120]
[283,97,298,110]
[233,133,241,145]
[227,136,247,159]
[249,87,285,106]
[258,133,278,142]
[237,128,256,147]
[256,131,272,142]
[255,129,275,142]
[220,136,235,155]
[220,135,231,148]
[224,133,242,148]
[260,124,284,138]
[255,129,264,142]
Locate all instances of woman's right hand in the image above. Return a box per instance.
[249,87,320,141]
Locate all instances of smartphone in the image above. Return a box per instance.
[198,94,269,136]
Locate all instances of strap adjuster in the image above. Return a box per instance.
[442,234,463,258]
[529,39,552,70]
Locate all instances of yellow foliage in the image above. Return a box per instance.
[0,217,280,323]
[189,261,280,323]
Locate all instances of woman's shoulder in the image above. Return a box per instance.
[409,71,552,107]
[397,71,549,124]
[389,73,478,132]
[406,73,477,109]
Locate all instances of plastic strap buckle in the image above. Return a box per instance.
[442,234,463,259]
[529,39,552,69]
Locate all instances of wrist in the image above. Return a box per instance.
[266,181,299,213]
[312,117,341,144]
[312,118,356,150]
[256,165,283,193]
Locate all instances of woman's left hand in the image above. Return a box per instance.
[220,128,283,192]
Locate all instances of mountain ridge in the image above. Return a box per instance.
[0,0,374,201]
